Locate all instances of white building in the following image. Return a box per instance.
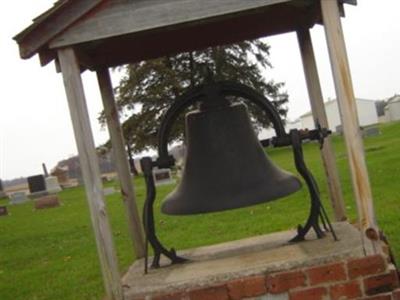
[384,95,400,122]
[300,98,378,132]
[258,119,301,140]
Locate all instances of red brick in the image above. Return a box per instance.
[188,285,229,300]
[307,262,347,285]
[393,288,400,300]
[289,287,327,300]
[330,280,362,300]
[227,275,267,300]
[358,294,392,300]
[347,255,387,279]
[266,271,306,293]
[364,271,399,295]
[152,291,188,300]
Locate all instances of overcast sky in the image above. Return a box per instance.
[1,1,399,180]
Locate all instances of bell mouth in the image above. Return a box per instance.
[160,102,302,215]
[161,174,301,215]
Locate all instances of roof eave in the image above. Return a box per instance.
[13,0,103,60]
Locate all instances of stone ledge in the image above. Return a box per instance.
[123,222,378,299]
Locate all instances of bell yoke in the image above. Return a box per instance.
[140,81,336,271]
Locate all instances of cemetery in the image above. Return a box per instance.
[5,0,400,299]
[0,122,400,299]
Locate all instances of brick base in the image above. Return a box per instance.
[134,254,400,300]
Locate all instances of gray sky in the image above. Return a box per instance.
[1,1,399,180]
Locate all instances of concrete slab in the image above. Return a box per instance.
[123,222,370,299]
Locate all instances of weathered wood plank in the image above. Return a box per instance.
[59,3,308,68]
[57,48,124,300]
[15,0,102,59]
[320,0,381,253]
[297,28,347,222]
[97,68,146,259]
[50,0,290,48]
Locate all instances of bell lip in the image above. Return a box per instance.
[160,175,302,216]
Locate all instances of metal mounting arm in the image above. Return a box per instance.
[140,81,337,273]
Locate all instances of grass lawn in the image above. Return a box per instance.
[0,121,399,300]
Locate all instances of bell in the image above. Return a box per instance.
[161,100,302,215]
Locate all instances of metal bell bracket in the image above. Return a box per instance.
[260,122,337,242]
[140,81,337,273]
[140,156,187,274]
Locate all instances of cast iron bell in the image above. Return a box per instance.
[161,97,302,215]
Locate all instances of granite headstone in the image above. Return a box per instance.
[153,168,175,186]
[9,191,29,205]
[0,206,8,216]
[0,179,6,198]
[103,187,116,196]
[363,126,380,137]
[28,175,48,198]
[45,176,62,194]
[51,166,70,187]
[34,195,60,209]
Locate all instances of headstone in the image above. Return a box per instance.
[76,171,84,186]
[9,191,29,205]
[34,195,60,209]
[101,175,111,184]
[27,175,48,198]
[152,168,175,186]
[42,163,49,177]
[335,125,343,135]
[51,166,70,187]
[45,176,62,194]
[363,126,380,137]
[0,179,6,198]
[103,187,116,196]
[0,206,8,216]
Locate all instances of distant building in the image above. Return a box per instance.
[375,100,387,123]
[258,120,301,140]
[383,95,400,122]
[299,98,378,133]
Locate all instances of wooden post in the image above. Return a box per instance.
[97,68,146,258]
[57,48,124,300]
[321,0,381,253]
[297,28,347,221]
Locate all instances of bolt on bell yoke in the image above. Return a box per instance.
[161,91,302,215]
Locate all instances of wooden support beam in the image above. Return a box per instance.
[96,68,146,259]
[297,28,347,222]
[57,47,124,300]
[320,0,381,253]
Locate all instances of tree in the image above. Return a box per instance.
[109,39,289,153]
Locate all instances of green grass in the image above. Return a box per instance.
[1,121,399,300]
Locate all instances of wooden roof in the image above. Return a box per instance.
[14,0,356,70]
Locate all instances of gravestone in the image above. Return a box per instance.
[76,169,84,186]
[28,175,48,198]
[42,163,49,177]
[34,195,60,209]
[335,125,343,135]
[103,187,116,196]
[51,166,70,187]
[0,179,6,198]
[45,176,62,194]
[0,206,8,216]
[363,126,380,137]
[9,192,29,205]
[101,175,111,184]
[152,168,175,186]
